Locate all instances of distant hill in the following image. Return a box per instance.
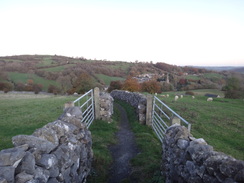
[194,66,244,73]
[0,55,243,94]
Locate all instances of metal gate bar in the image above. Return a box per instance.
[73,89,94,128]
[152,96,191,142]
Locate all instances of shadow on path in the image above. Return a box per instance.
[108,103,139,183]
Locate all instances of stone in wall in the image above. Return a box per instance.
[99,92,113,121]
[0,107,93,183]
[162,124,244,183]
[110,90,147,124]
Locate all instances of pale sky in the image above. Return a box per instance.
[0,0,244,66]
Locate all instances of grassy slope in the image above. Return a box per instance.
[95,74,124,85]
[8,72,59,90]
[40,64,76,72]
[36,57,53,67]
[158,95,244,160]
[0,93,77,150]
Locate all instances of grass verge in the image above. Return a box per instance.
[115,100,164,183]
[87,107,119,182]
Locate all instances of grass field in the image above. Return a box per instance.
[163,89,225,97]
[158,94,244,160]
[8,72,59,91]
[95,74,124,85]
[0,93,77,150]
[185,75,200,80]
[203,73,224,79]
[36,57,53,67]
[107,62,132,73]
[40,64,76,72]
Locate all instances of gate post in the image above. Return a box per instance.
[94,87,100,120]
[146,95,153,126]
[170,116,181,125]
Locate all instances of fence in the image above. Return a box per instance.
[152,96,191,142]
[73,89,94,128]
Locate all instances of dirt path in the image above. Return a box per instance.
[108,103,139,183]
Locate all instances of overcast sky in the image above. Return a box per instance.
[0,0,244,66]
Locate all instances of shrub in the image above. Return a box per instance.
[141,80,161,94]
[122,77,141,92]
[108,80,122,92]
[0,82,13,93]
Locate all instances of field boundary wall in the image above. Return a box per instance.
[0,107,93,183]
[162,124,244,183]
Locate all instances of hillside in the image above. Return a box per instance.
[194,66,244,73]
[0,55,243,94]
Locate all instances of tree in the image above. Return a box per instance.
[122,77,141,92]
[108,80,123,92]
[71,73,94,94]
[141,80,161,94]
[0,82,13,93]
[15,82,26,91]
[57,75,73,94]
[48,85,60,95]
[161,82,174,92]
[33,84,43,94]
[224,77,244,99]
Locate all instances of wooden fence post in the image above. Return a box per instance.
[94,87,100,120]
[146,95,153,126]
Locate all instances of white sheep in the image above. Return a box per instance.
[166,94,169,98]
[207,97,213,102]
[161,95,166,98]
[180,95,183,98]
[192,96,195,99]
[174,96,179,101]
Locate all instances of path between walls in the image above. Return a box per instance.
[108,103,139,183]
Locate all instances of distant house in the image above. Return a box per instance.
[205,93,220,98]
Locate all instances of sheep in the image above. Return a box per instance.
[207,97,213,102]
[180,95,183,98]
[192,96,195,99]
[174,96,179,101]
[166,94,169,98]
[161,95,166,98]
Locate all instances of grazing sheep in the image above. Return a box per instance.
[192,96,195,99]
[161,95,166,98]
[174,96,179,101]
[155,93,157,96]
[180,95,183,98]
[207,97,213,102]
[166,94,169,98]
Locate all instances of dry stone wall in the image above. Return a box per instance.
[0,107,93,183]
[99,92,113,121]
[162,124,244,183]
[110,90,147,124]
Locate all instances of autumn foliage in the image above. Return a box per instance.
[122,78,141,92]
[108,81,123,92]
[109,78,163,94]
[141,80,161,94]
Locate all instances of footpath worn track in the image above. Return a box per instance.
[108,103,139,183]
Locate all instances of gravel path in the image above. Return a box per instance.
[108,103,139,183]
